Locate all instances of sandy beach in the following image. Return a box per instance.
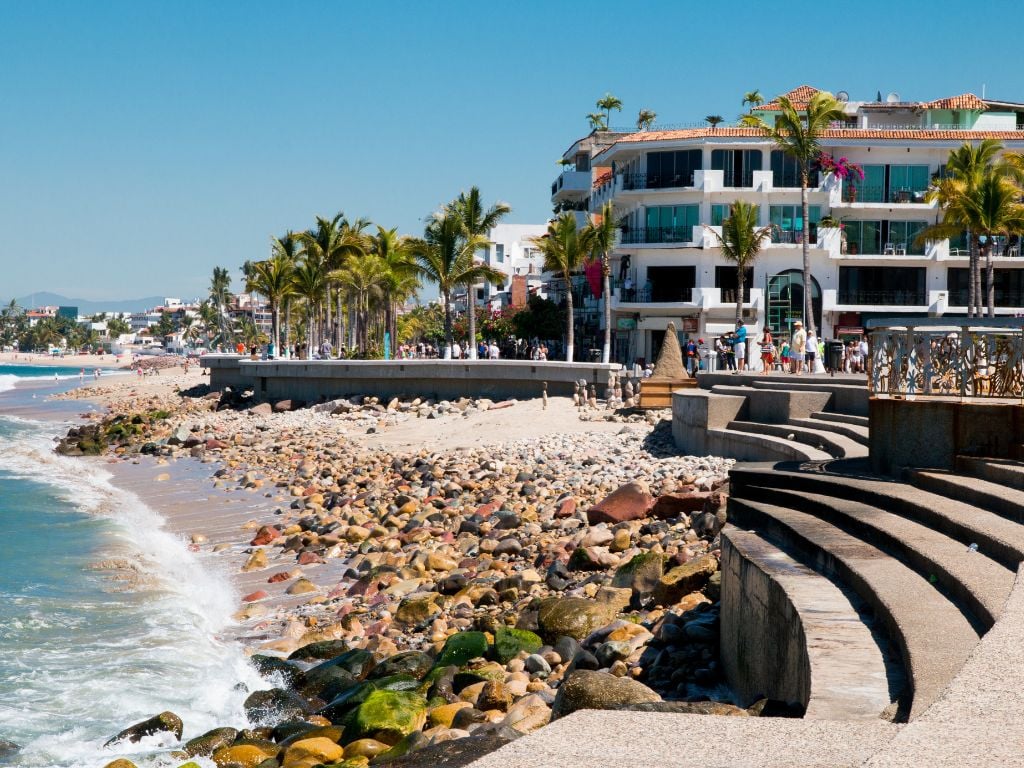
[0,351,130,369]
[44,369,738,765]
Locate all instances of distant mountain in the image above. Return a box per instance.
[6,292,169,315]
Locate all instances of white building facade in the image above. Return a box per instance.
[554,85,1024,366]
[475,223,550,307]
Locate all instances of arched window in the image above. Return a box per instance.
[766,269,822,337]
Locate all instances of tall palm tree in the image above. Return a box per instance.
[920,167,1024,317]
[408,211,502,359]
[447,187,511,358]
[333,254,387,354]
[271,232,300,350]
[585,202,619,363]
[245,252,295,353]
[371,226,420,358]
[596,93,623,129]
[208,266,233,343]
[636,109,657,132]
[290,255,328,358]
[743,91,845,335]
[531,213,595,362]
[296,213,365,353]
[706,201,775,323]
[742,90,764,112]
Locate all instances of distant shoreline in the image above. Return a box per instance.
[0,351,129,369]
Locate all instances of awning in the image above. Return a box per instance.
[836,326,864,335]
[704,322,740,336]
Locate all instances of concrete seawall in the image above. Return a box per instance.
[201,355,622,402]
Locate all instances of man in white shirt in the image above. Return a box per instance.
[488,341,500,360]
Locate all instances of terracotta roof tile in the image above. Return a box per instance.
[753,84,822,111]
[926,93,987,110]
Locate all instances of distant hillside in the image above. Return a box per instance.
[6,292,168,315]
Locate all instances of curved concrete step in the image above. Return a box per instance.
[722,527,895,720]
[907,469,1024,524]
[727,420,867,459]
[811,411,869,428]
[790,416,869,446]
[735,485,1013,630]
[728,497,981,721]
[730,465,1024,570]
[956,456,1024,492]
[707,427,832,462]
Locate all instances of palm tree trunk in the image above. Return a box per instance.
[736,269,745,325]
[468,285,478,360]
[271,302,279,354]
[968,233,977,317]
[986,242,995,317]
[282,297,290,352]
[385,297,394,359]
[443,290,453,359]
[565,274,575,362]
[336,288,343,353]
[800,177,815,336]
[601,254,612,364]
[323,283,333,353]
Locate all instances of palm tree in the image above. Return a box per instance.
[333,254,387,354]
[585,202,619,363]
[636,109,657,132]
[587,112,607,132]
[743,91,845,335]
[295,214,365,353]
[371,226,420,358]
[596,93,623,129]
[742,90,764,112]
[706,201,775,324]
[245,252,295,353]
[208,266,233,343]
[408,211,502,359]
[447,187,511,359]
[705,115,724,129]
[290,255,328,358]
[530,213,595,362]
[271,232,300,350]
[920,166,1024,317]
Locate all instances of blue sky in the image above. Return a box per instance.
[2,0,1022,301]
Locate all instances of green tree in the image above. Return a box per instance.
[706,201,775,324]
[153,311,178,340]
[271,232,301,349]
[584,202,618,363]
[333,254,387,355]
[705,114,724,129]
[512,296,564,342]
[596,93,623,128]
[446,187,511,358]
[586,112,607,132]
[743,90,845,335]
[290,255,328,358]
[742,89,764,112]
[636,108,657,132]
[106,316,131,337]
[371,226,420,357]
[208,266,233,343]
[245,251,295,353]
[408,211,502,359]
[530,213,595,361]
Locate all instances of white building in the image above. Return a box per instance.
[554,85,1024,365]
[467,223,550,308]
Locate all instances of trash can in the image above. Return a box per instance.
[825,340,845,375]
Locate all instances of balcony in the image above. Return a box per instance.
[619,171,696,191]
[950,291,1024,307]
[551,170,591,202]
[772,229,818,245]
[839,184,929,205]
[837,290,927,306]
[616,286,694,304]
[619,226,699,246]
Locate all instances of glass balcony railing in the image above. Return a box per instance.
[620,226,696,245]
[838,290,927,305]
[843,184,929,204]
[620,171,696,190]
[772,229,818,245]
[616,286,694,303]
[950,291,1024,306]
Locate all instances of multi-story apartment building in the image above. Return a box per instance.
[475,223,549,308]
[554,85,1024,365]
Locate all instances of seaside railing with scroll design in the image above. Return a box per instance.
[866,320,1024,399]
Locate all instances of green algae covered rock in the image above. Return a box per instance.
[435,631,489,668]
[536,597,618,642]
[345,689,427,745]
[182,726,238,757]
[493,627,543,664]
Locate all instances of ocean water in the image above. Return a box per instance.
[0,367,262,767]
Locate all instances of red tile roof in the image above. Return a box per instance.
[753,85,822,111]
[926,93,987,110]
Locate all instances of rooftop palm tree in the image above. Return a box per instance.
[586,112,607,132]
[596,93,623,129]
[742,90,764,112]
[636,109,657,132]
[742,91,845,335]
[705,114,724,129]
[408,211,501,359]
[245,251,295,354]
[706,201,775,324]
[447,187,511,358]
[531,213,595,362]
[584,202,618,363]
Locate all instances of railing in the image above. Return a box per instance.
[867,319,1024,398]
[620,226,696,245]
[619,171,696,190]
[839,290,927,306]
[721,171,756,188]
[617,286,694,303]
[844,185,929,204]
[773,172,820,188]
[772,229,818,245]
[950,291,1024,306]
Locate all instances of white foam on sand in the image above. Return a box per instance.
[0,418,264,767]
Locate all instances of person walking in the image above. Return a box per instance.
[806,330,819,374]
[684,336,699,376]
[791,321,807,375]
[760,330,775,375]
[733,320,748,372]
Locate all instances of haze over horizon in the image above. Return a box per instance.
[2,0,1021,301]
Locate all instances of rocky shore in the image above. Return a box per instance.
[51,377,764,768]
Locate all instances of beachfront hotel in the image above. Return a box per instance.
[553,85,1024,365]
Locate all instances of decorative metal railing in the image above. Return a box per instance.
[867,320,1024,398]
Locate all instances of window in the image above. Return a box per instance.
[644,205,699,242]
[771,150,819,187]
[844,221,881,255]
[770,205,821,243]
[495,244,504,263]
[712,149,762,187]
[715,266,754,303]
[645,150,702,188]
[848,165,885,202]
[711,204,729,226]
[948,268,1024,306]
[839,266,926,305]
[887,165,930,201]
[646,265,696,302]
[844,220,927,255]
[888,221,928,254]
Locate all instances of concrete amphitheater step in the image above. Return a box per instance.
[907,469,1024,524]
[786,417,869,447]
[722,527,895,720]
[956,456,1024,492]
[701,427,833,463]
[727,420,867,459]
[728,497,981,721]
[730,465,1024,570]
[734,484,1013,630]
[810,411,869,428]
